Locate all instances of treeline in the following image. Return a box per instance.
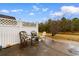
[39,17,79,36]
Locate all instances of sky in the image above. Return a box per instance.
[0,3,79,22]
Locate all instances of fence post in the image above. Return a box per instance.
[18,21,22,28]
[36,22,38,35]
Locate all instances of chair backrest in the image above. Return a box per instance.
[19,31,28,40]
[31,31,37,37]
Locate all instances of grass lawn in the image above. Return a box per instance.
[39,32,79,42]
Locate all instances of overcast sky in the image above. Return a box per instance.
[0,3,79,22]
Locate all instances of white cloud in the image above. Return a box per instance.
[0,10,9,13]
[29,12,34,16]
[50,6,79,18]
[50,12,63,17]
[32,5,39,11]
[11,9,23,12]
[61,6,79,14]
[0,9,23,13]
[42,8,49,12]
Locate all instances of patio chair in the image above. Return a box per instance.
[31,31,39,45]
[19,31,28,48]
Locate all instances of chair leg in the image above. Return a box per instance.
[31,39,33,46]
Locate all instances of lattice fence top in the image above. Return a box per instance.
[0,19,37,27]
[0,19,17,25]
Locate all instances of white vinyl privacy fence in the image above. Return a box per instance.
[0,19,38,48]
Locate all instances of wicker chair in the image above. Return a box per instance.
[31,31,39,45]
[19,31,28,48]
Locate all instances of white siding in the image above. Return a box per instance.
[0,20,38,48]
